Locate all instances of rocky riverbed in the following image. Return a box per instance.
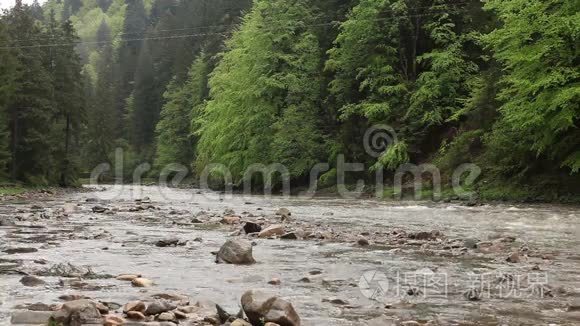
[1,185,580,325]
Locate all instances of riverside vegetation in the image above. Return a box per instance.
[0,1,578,198]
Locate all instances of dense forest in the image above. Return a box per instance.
[0,0,578,201]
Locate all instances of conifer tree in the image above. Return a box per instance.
[154,54,209,170]
[0,22,17,180]
[4,2,55,183]
[196,0,326,183]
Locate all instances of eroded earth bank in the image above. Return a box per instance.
[1,185,580,325]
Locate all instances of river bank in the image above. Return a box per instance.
[1,185,580,325]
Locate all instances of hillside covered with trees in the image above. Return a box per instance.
[0,0,578,201]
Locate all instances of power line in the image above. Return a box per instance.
[0,1,475,50]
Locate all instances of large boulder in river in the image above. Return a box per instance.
[216,239,256,264]
[241,290,300,326]
[52,299,102,324]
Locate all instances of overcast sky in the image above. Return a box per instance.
[0,0,46,10]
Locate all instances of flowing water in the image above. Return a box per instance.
[1,185,580,325]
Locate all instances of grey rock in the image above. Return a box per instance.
[10,311,54,324]
[216,239,256,265]
[241,290,300,326]
[20,275,46,287]
[145,300,177,316]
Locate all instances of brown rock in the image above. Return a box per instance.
[124,301,146,313]
[506,252,521,263]
[357,238,370,246]
[116,274,141,281]
[221,215,241,224]
[104,315,125,326]
[126,311,147,321]
[131,277,154,287]
[157,311,175,321]
[241,290,300,326]
[232,319,253,326]
[258,225,285,238]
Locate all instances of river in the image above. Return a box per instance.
[1,185,579,325]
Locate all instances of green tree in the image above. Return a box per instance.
[127,42,158,157]
[154,54,209,170]
[0,22,17,180]
[196,0,326,183]
[326,0,482,170]
[85,27,118,170]
[49,16,86,186]
[4,1,56,183]
[483,0,580,173]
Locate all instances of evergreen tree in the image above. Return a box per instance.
[85,27,117,169]
[118,0,148,92]
[154,54,209,170]
[127,42,158,157]
[0,22,17,180]
[4,2,55,183]
[49,16,85,185]
[196,0,326,183]
[326,0,482,169]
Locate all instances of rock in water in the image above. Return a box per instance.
[155,238,184,247]
[506,252,521,263]
[258,225,285,238]
[216,239,256,264]
[92,206,107,213]
[123,301,146,313]
[241,290,300,326]
[53,299,102,324]
[131,277,154,287]
[222,215,241,224]
[275,208,291,218]
[145,300,176,316]
[10,311,54,325]
[243,221,262,234]
[116,274,141,281]
[20,275,46,287]
[280,232,298,240]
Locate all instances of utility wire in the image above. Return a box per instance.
[0,1,475,50]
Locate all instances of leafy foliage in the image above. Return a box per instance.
[483,0,580,174]
[195,0,327,183]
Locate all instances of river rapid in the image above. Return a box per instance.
[1,185,580,325]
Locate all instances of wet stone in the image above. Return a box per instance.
[241,290,300,326]
[20,275,46,287]
[4,247,38,254]
[10,311,54,325]
[216,239,256,265]
[145,300,177,316]
[243,221,262,234]
[280,232,298,240]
